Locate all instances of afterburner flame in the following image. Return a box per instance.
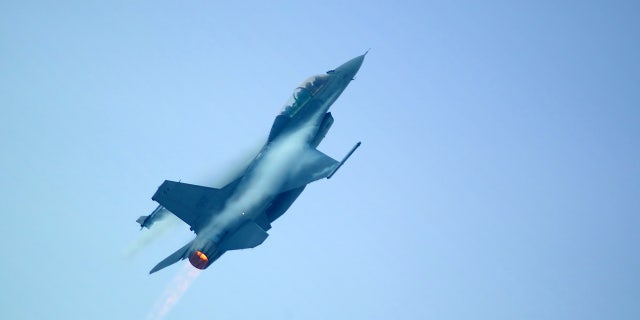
[188,250,209,269]
[197,251,207,260]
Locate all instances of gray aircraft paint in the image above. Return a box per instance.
[139,54,365,274]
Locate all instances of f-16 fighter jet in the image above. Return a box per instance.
[138,54,365,273]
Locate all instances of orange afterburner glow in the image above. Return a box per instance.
[188,250,209,269]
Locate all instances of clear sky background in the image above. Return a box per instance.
[1,1,639,319]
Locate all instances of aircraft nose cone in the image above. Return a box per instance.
[335,53,366,79]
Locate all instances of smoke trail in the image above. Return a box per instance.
[147,263,201,320]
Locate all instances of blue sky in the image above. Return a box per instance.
[1,1,639,319]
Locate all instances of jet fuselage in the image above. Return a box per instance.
[145,54,365,273]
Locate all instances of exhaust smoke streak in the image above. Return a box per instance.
[147,263,201,320]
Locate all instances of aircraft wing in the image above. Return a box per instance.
[219,221,269,251]
[151,179,238,232]
[280,147,339,192]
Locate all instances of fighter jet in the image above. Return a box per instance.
[138,54,365,274]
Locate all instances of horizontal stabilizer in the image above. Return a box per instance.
[220,221,268,251]
[149,240,193,274]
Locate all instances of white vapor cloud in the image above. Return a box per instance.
[200,115,321,239]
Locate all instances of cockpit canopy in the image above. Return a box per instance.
[281,74,330,116]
